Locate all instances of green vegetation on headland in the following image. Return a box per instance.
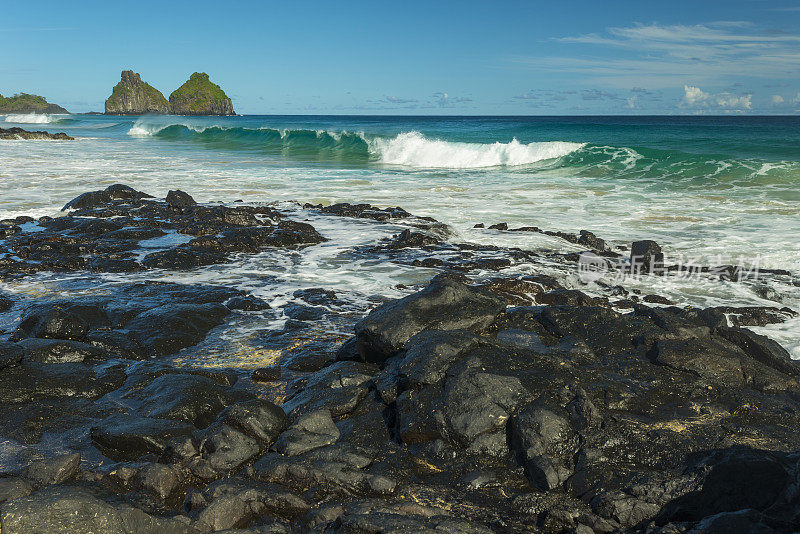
[104,70,235,115]
[0,93,69,114]
[104,71,171,115]
[169,72,234,116]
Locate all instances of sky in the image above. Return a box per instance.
[2,0,800,115]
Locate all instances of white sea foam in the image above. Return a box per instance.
[127,123,158,136]
[127,119,212,136]
[368,132,584,169]
[4,113,61,124]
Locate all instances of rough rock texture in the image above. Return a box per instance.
[0,486,197,533]
[1,187,799,533]
[0,184,324,280]
[354,276,506,363]
[0,127,73,140]
[0,93,68,113]
[169,72,235,116]
[104,70,171,115]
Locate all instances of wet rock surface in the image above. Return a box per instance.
[0,187,799,532]
[0,127,74,140]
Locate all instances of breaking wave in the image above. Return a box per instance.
[368,132,584,168]
[4,113,70,124]
[126,120,583,168]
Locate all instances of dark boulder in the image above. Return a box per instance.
[166,189,197,207]
[354,277,506,363]
[226,295,271,311]
[17,338,108,364]
[394,329,480,387]
[385,229,440,249]
[273,409,340,456]
[714,326,800,378]
[438,356,528,453]
[0,341,24,370]
[90,414,196,461]
[141,247,228,269]
[22,453,81,487]
[124,303,230,357]
[194,424,261,475]
[123,372,244,428]
[61,184,152,211]
[0,477,35,504]
[658,448,794,525]
[0,361,126,403]
[254,452,396,498]
[509,403,577,490]
[134,463,185,501]
[578,230,607,251]
[217,399,288,446]
[0,485,196,533]
[281,361,376,419]
[0,293,12,312]
[630,240,664,274]
[251,367,281,382]
[13,301,109,342]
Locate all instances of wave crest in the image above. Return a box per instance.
[368,132,584,168]
[4,113,66,124]
[126,120,584,169]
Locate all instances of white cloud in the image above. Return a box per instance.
[772,95,785,104]
[513,22,800,88]
[627,96,637,109]
[683,85,709,106]
[681,85,752,111]
[794,92,800,104]
[715,93,751,109]
[433,92,472,107]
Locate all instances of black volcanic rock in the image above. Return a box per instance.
[62,184,152,211]
[1,187,799,533]
[0,127,73,140]
[166,189,196,207]
[354,276,506,363]
[631,239,664,274]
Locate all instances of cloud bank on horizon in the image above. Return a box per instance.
[1,0,798,114]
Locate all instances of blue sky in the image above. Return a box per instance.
[2,0,799,114]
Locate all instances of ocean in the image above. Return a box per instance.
[1,113,799,359]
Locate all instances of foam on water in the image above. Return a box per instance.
[3,113,63,124]
[2,114,800,358]
[126,120,583,169]
[367,132,584,168]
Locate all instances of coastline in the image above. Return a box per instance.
[0,185,799,532]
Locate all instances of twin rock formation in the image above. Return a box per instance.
[104,70,234,116]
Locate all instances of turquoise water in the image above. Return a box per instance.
[1,113,799,355]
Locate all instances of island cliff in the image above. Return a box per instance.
[169,72,235,115]
[104,71,171,115]
[0,93,69,114]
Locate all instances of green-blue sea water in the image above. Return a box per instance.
[1,113,799,355]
